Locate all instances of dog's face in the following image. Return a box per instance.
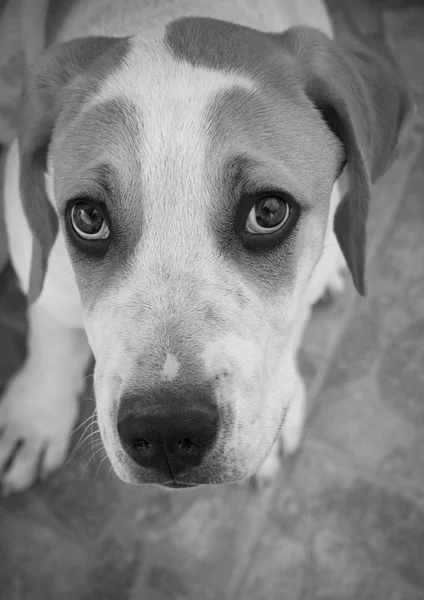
[19,19,413,486]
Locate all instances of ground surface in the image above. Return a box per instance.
[1,1,424,598]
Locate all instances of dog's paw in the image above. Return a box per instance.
[0,366,79,495]
[253,377,306,488]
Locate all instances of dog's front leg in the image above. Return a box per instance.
[0,302,91,494]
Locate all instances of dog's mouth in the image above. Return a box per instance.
[161,481,201,489]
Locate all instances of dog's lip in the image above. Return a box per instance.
[162,481,200,489]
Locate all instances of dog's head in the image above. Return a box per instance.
[18,19,413,487]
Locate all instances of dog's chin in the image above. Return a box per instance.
[159,481,203,490]
[131,477,242,490]
[110,456,253,488]
[118,470,243,488]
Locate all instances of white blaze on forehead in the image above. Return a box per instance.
[159,353,181,382]
[75,30,259,299]
[82,31,256,174]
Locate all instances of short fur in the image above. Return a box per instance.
[0,0,413,493]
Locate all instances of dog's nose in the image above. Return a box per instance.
[117,387,219,476]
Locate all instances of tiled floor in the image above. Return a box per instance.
[1,1,424,599]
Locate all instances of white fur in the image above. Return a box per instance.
[159,353,181,382]
[0,303,90,494]
[254,174,348,483]
[4,143,84,328]
[1,0,345,492]
[200,334,264,382]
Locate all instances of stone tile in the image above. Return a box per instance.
[289,447,424,596]
[301,284,352,362]
[306,119,424,495]
[239,533,307,600]
[239,452,376,600]
[368,163,424,343]
[41,455,123,542]
[378,319,424,425]
[332,482,424,590]
[83,536,143,600]
[132,483,275,600]
[238,487,313,600]
[361,571,423,600]
[385,6,424,94]
[319,133,422,391]
[309,524,375,600]
[365,129,423,258]
[0,501,89,599]
[309,348,424,502]
[143,565,191,600]
[381,0,424,7]
[322,307,381,389]
[307,377,418,473]
[299,111,422,411]
[308,362,424,505]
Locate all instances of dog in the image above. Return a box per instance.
[0,0,413,494]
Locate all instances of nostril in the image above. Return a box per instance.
[117,399,219,474]
[119,422,213,454]
[176,436,203,453]
[131,438,151,452]
[117,419,155,456]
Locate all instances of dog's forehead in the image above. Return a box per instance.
[98,16,300,109]
[53,22,255,196]
[53,25,257,203]
[55,16,340,198]
[93,23,258,115]
[164,16,293,81]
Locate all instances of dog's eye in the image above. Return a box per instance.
[70,202,110,240]
[245,196,290,234]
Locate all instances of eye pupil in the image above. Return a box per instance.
[255,197,287,228]
[70,201,110,240]
[75,205,101,233]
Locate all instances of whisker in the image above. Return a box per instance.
[90,409,98,466]
[65,415,99,466]
[95,453,110,480]
[75,440,104,463]
[107,458,122,483]
[69,429,101,463]
[79,396,96,405]
[70,412,97,437]
[81,372,94,383]
[81,445,107,481]
[72,413,95,445]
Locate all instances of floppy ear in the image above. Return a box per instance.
[17,36,129,303]
[276,27,414,295]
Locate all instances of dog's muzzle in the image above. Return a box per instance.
[117,382,219,478]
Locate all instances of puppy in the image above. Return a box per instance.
[0,0,413,493]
